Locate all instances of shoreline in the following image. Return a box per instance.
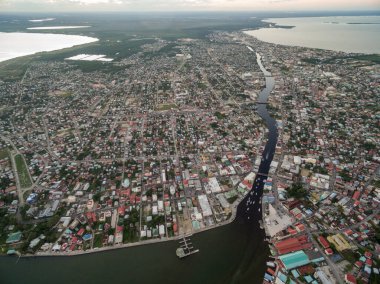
[15,196,243,258]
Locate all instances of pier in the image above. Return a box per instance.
[176,236,199,258]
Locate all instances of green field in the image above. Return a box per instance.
[14,154,32,188]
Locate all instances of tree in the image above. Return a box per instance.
[286,183,308,199]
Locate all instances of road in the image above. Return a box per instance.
[305,226,344,283]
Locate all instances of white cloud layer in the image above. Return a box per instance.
[1,0,379,11]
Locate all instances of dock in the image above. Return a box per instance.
[176,236,199,258]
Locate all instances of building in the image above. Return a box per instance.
[318,235,330,249]
[327,234,351,252]
[278,250,310,271]
[6,231,22,244]
[275,235,312,255]
[344,274,357,284]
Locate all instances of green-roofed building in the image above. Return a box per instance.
[6,231,22,244]
[278,250,310,271]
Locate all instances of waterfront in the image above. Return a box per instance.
[245,16,380,54]
[0,32,98,62]
[0,50,277,284]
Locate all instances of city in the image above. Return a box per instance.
[0,7,379,284]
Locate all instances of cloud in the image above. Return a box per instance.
[1,0,379,11]
[68,0,120,4]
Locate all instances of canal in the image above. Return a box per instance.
[0,50,277,284]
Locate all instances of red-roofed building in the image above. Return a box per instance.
[287,228,297,235]
[354,261,363,268]
[267,268,275,276]
[364,251,372,259]
[365,258,373,267]
[344,274,356,284]
[77,228,85,237]
[296,223,305,232]
[242,180,252,189]
[274,235,312,255]
[352,191,360,200]
[118,206,126,216]
[344,229,354,236]
[86,212,93,221]
[318,236,330,249]
[325,248,333,255]
[120,189,131,197]
[130,193,136,204]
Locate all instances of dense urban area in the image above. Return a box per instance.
[0,27,379,284]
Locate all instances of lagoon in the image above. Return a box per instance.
[27,26,91,30]
[245,16,380,54]
[0,32,98,63]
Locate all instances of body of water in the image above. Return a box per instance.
[0,32,98,63]
[245,16,380,54]
[27,26,91,30]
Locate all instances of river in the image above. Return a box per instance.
[0,50,277,284]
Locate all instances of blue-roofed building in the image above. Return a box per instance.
[291,269,300,278]
[277,271,287,282]
[305,275,314,283]
[278,250,310,270]
[330,253,343,263]
[264,273,273,282]
[82,233,93,241]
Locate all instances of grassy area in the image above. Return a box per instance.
[227,195,238,204]
[14,154,32,188]
[0,149,9,160]
[157,103,177,111]
[93,233,104,248]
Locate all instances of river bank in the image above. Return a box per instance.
[22,196,243,258]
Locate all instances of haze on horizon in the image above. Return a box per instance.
[1,0,379,13]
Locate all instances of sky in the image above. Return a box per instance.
[0,0,379,12]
